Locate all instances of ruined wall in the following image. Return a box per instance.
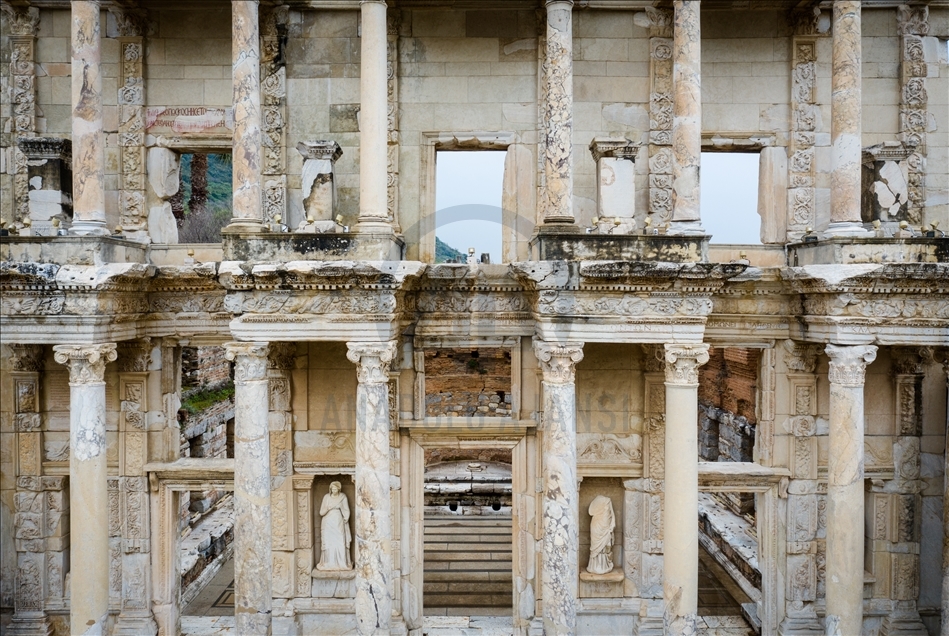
[423,348,512,417]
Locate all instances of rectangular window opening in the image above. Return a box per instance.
[176,153,232,244]
[435,150,506,264]
[424,348,513,418]
[700,152,761,245]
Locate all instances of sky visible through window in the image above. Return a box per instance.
[433,150,761,254]
[435,151,505,263]
[700,152,761,245]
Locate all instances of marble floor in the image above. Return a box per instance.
[183,557,234,617]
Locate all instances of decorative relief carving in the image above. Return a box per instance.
[10,344,44,372]
[346,341,398,384]
[261,5,288,223]
[532,341,584,384]
[783,340,821,373]
[537,292,712,317]
[224,343,270,382]
[53,344,118,384]
[644,6,673,222]
[117,32,147,236]
[787,33,820,237]
[663,344,710,385]
[897,6,929,225]
[118,339,152,372]
[825,345,878,386]
[578,434,642,464]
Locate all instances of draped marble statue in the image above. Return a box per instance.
[317,481,352,571]
[586,495,615,574]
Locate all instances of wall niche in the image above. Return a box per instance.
[311,474,357,598]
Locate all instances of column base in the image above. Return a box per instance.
[221,220,269,234]
[665,221,706,236]
[354,219,394,234]
[6,612,53,636]
[69,220,110,236]
[113,613,158,636]
[880,606,928,636]
[824,221,872,237]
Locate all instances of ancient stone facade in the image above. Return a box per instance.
[0,2,948,636]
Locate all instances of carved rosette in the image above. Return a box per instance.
[347,341,398,384]
[533,340,584,384]
[897,5,929,225]
[825,344,877,386]
[53,344,118,384]
[663,344,710,386]
[224,342,270,382]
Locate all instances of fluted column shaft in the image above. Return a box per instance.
[347,342,398,635]
[662,344,709,634]
[70,1,108,235]
[226,1,266,233]
[224,342,272,635]
[824,344,877,635]
[533,340,584,635]
[829,0,864,232]
[670,0,702,233]
[53,344,117,634]
[542,1,575,225]
[358,1,390,230]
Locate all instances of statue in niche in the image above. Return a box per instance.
[316,481,352,571]
[586,495,615,574]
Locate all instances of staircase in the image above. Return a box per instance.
[423,515,513,616]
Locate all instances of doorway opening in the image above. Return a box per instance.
[435,151,505,264]
[698,491,759,632]
[423,448,513,617]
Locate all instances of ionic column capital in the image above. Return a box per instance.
[360,0,387,4]
[663,343,709,385]
[224,342,270,382]
[0,4,40,37]
[53,344,117,384]
[891,347,926,376]
[533,340,584,384]
[825,344,877,386]
[546,0,574,8]
[347,341,398,384]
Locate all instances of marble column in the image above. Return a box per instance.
[70,1,109,236]
[223,342,272,635]
[541,1,575,225]
[347,341,398,635]
[357,1,391,232]
[533,340,584,635]
[669,0,703,235]
[827,1,869,237]
[939,352,949,636]
[52,344,117,635]
[225,1,267,233]
[662,344,709,634]
[824,344,877,635]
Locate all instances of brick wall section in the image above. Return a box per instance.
[698,347,759,424]
[424,348,512,417]
[182,346,231,389]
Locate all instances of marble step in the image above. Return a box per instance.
[424,539,511,549]
[423,571,513,583]
[423,593,513,607]
[424,559,513,571]
[424,607,513,617]
[425,549,512,561]
[424,581,512,594]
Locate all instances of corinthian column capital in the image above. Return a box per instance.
[347,341,398,384]
[663,343,709,385]
[224,342,270,382]
[53,344,117,384]
[825,344,877,386]
[533,340,584,384]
